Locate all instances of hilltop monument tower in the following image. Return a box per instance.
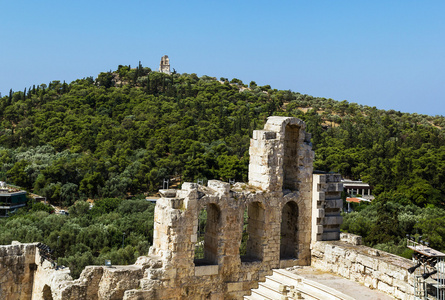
[159,55,171,74]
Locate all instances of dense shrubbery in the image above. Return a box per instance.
[0,198,154,278]
[342,199,445,256]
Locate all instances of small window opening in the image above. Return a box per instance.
[280,201,299,259]
[194,204,220,265]
[240,202,265,262]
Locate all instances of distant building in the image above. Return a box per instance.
[159,55,171,74]
[0,182,27,217]
[342,179,374,201]
[345,196,372,213]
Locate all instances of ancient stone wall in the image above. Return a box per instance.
[311,233,415,300]
[248,116,313,192]
[122,116,318,299]
[0,242,37,300]
[128,179,313,299]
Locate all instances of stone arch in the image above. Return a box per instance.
[283,124,300,190]
[240,201,265,262]
[42,285,53,300]
[194,203,221,265]
[280,201,299,259]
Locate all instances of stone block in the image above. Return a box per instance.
[227,282,244,292]
[322,231,340,241]
[377,281,395,295]
[252,130,277,141]
[340,233,362,245]
[338,265,350,278]
[364,275,378,289]
[357,254,377,270]
[326,174,342,183]
[159,189,177,198]
[324,199,343,209]
[354,263,365,274]
[394,288,407,300]
[393,278,410,292]
[378,261,407,281]
[322,215,342,226]
[313,175,326,184]
[208,180,230,195]
[182,182,198,190]
[326,183,343,192]
[194,265,219,276]
[379,273,393,285]
[315,208,324,218]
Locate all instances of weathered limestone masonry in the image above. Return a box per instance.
[312,233,416,300]
[0,241,161,300]
[122,116,318,299]
[248,116,313,192]
[0,242,37,300]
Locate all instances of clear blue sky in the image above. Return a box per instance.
[1,1,444,116]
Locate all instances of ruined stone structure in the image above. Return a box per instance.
[0,117,415,300]
[0,242,37,299]
[159,55,170,74]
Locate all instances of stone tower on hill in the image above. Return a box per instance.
[159,55,171,74]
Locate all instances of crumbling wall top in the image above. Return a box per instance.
[248,116,314,192]
[264,116,306,137]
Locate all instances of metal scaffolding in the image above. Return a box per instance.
[407,239,445,300]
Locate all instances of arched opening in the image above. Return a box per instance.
[194,203,220,265]
[240,202,265,262]
[283,124,300,190]
[280,201,298,259]
[42,285,53,300]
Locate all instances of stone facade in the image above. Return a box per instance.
[121,116,318,299]
[248,116,313,192]
[0,241,37,300]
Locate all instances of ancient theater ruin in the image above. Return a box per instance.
[1,117,423,300]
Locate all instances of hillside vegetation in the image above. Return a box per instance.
[0,63,444,274]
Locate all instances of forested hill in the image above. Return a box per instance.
[1,64,444,208]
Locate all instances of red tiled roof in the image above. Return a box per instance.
[346,197,362,203]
